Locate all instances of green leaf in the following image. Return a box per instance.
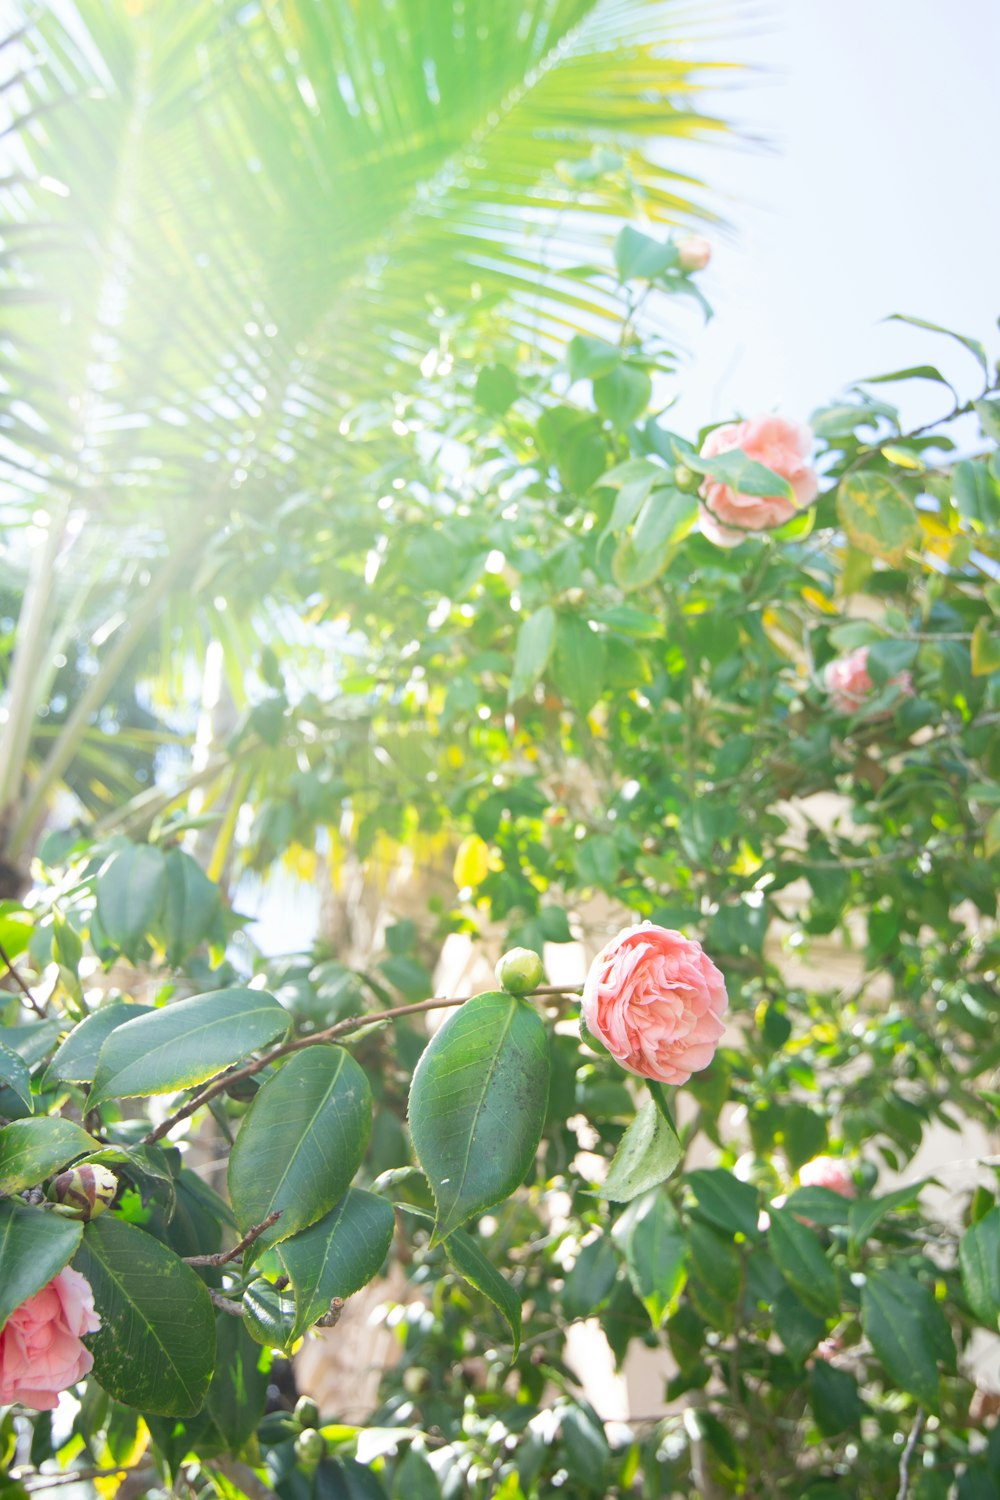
[683,446,794,500]
[204,1313,270,1453]
[408,991,550,1243]
[953,459,1000,526]
[809,1360,864,1436]
[444,1227,522,1356]
[0,1199,83,1332]
[0,1040,32,1113]
[43,1002,153,1087]
[474,363,519,416]
[614,225,676,281]
[612,489,695,590]
[95,844,167,960]
[686,1169,760,1239]
[278,1188,395,1341]
[567,335,621,382]
[836,472,921,564]
[393,1444,442,1500]
[74,1215,215,1417]
[847,1181,924,1248]
[228,1045,372,1258]
[773,1286,825,1365]
[0,1020,61,1068]
[161,850,221,965]
[862,1269,955,1408]
[971,618,1000,677]
[562,1235,619,1321]
[88,987,289,1111]
[603,1099,683,1202]
[0,1117,97,1194]
[554,613,605,714]
[508,606,557,705]
[960,1207,1000,1327]
[887,314,988,377]
[975,398,1000,443]
[768,1207,839,1316]
[242,1279,298,1355]
[625,1194,687,1326]
[781,1186,851,1228]
[593,365,652,428]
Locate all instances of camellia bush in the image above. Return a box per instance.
[1,232,1000,1500]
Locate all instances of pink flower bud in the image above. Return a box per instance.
[48,1163,118,1220]
[677,235,711,273]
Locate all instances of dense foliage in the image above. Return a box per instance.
[1,218,999,1498]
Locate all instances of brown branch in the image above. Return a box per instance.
[897,1407,926,1500]
[183,1210,281,1266]
[143,985,582,1145]
[208,1288,246,1316]
[0,937,46,1018]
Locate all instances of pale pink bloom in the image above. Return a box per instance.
[677,235,711,272]
[0,1267,100,1411]
[698,415,819,547]
[814,1336,844,1363]
[582,922,727,1085]
[824,645,913,714]
[798,1155,856,1199]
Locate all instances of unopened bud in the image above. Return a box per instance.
[676,235,711,273]
[495,947,545,996]
[294,1429,326,1467]
[48,1163,118,1220]
[673,463,700,494]
[294,1395,320,1429]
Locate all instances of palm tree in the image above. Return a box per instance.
[0,0,732,884]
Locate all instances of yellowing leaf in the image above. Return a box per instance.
[800,587,837,615]
[282,841,317,883]
[971,618,1000,677]
[453,834,491,889]
[837,472,921,565]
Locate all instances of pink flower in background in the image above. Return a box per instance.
[824,645,913,713]
[0,1267,100,1411]
[698,415,819,547]
[582,922,727,1085]
[677,235,711,272]
[799,1155,856,1199]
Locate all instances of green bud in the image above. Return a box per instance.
[294,1395,320,1429]
[47,1163,118,1220]
[673,463,700,494]
[495,947,545,996]
[294,1429,326,1467]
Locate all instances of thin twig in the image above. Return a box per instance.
[0,936,47,1018]
[143,985,582,1144]
[16,1467,132,1492]
[183,1210,281,1266]
[208,1288,246,1316]
[897,1407,926,1500]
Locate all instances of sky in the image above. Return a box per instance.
[666,0,1000,434]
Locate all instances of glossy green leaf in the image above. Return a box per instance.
[686,1169,760,1239]
[88,987,289,1111]
[0,1199,83,1332]
[0,1117,97,1194]
[862,1269,955,1408]
[768,1207,839,1316]
[95,844,167,959]
[508,606,557,705]
[204,1313,271,1453]
[279,1188,395,1341]
[684,446,794,500]
[0,1040,32,1112]
[408,991,550,1242]
[953,459,1000,526]
[554,613,605,714]
[614,225,676,281]
[567,335,621,382]
[43,1002,153,1087]
[161,849,222,965]
[562,1235,619,1321]
[960,1207,1000,1327]
[74,1215,215,1416]
[847,1181,924,1248]
[243,1279,298,1355]
[229,1046,372,1257]
[887,314,988,377]
[444,1227,522,1356]
[836,472,921,564]
[593,365,652,428]
[603,1098,682,1202]
[625,1194,686,1326]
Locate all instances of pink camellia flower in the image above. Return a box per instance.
[0,1267,100,1411]
[698,415,819,547]
[582,922,727,1085]
[798,1155,856,1199]
[677,235,711,273]
[824,645,913,714]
